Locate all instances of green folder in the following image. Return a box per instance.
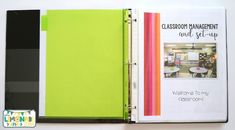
[42,10,129,119]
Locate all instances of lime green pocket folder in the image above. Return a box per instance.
[42,10,128,119]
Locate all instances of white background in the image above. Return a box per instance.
[0,0,234,130]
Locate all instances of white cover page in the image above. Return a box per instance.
[136,8,227,123]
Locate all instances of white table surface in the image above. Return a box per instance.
[189,67,208,74]
[164,66,180,74]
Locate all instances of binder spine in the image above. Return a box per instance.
[125,9,138,123]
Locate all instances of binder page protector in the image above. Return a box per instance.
[135,8,228,123]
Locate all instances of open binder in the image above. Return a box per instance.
[5,8,228,123]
